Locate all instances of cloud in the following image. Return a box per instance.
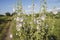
[13,8,15,12]
[28,5,32,8]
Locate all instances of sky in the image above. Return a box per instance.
[0,0,60,14]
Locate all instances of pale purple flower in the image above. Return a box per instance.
[20,18,24,22]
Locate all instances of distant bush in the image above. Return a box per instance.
[0,14,4,16]
[5,12,11,16]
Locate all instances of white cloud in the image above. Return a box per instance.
[13,8,15,12]
[28,5,32,8]
[25,9,32,14]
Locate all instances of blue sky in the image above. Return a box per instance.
[0,0,60,14]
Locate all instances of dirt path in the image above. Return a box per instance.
[3,21,12,40]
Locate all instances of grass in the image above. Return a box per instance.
[0,16,12,40]
[0,13,60,40]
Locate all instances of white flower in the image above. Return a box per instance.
[17,13,20,15]
[30,22,32,24]
[17,29,20,31]
[16,17,24,22]
[19,23,22,27]
[37,20,39,24]
[34,19,36,23]
[41,15,46,21]
[23,22,25,24]
[16,23,22,31]
[20,18,24,22]
[16,23,22,27]
[10,34,13,38]
[16,26,20,31]
[53,11,57,15]
[36,20,41,24]
[16,17,20,21]
[37,25,39,30]
[14,18,16,20]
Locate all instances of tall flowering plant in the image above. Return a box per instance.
[11,0,56,40]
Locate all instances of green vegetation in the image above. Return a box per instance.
[0,14,12,40]
[11,12,60,40]
[0,0,60,40]
[0,12,60,40]
[11,0,60,40]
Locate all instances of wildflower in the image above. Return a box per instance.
[16,24,22,31]
[14,18,16,20]
[37,25,39,30]
[16,17,20,21]
[53,11,57,15]
[20,18,24,22]
[19,23,22,27]
[41,15,46,21]
[10,34,13,38]
[17,13,20,16]
[36,20,41,25]
[37,20,39,24]
[34,19,37,23]
[30,22,32,24]
[16,27,20,31]
[16,23,22,27]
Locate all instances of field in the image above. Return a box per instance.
[0,15,12,40]
[0,13,60,40]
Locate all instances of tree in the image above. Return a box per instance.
[5,12,11,16]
